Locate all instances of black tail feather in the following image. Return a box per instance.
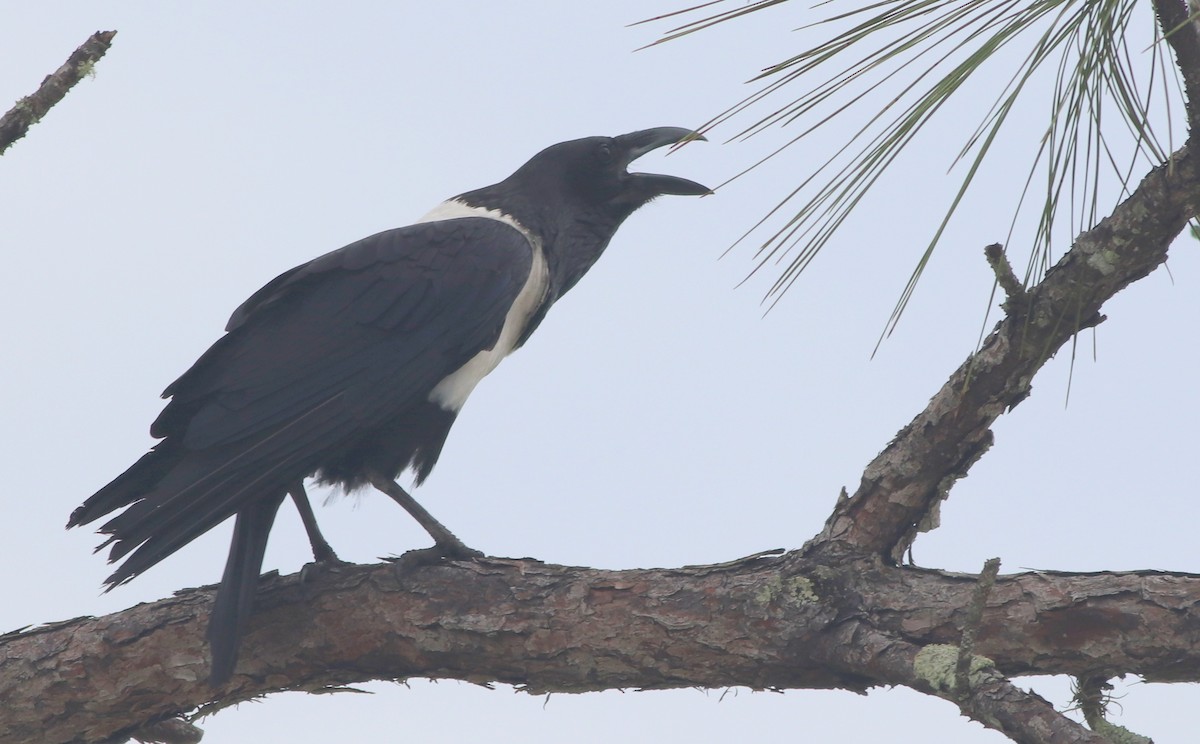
[207,493,286,685]
[69,405,357,682]
[76,415,340,588]
[66,444,178,529]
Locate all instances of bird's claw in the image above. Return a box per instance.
[311,543,341,565]
[299,554,350,584]
[388,541,484,576]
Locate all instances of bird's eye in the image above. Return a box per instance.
[596,142,614,163]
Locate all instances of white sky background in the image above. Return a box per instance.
[3,2,1198,742]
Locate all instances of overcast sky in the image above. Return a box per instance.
[4,3,1198,742]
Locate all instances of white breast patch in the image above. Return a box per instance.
[421,200,549,412]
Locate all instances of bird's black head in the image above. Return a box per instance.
[510,127,711,213]
[459,127,709,295]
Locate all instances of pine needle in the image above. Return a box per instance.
[645,0,1181,339]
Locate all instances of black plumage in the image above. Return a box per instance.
[68,127,708,684]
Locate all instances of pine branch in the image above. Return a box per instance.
[0,30,117,156]
[827,629,1109,744]
[819,145,1199,560]
[6,556,1200,742]
[1153,0,1200,143]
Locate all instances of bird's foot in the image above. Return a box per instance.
[311,541,342,565]
[387,539,484,576]
[299,550,351,583]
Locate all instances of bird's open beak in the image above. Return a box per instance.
[617,127,712,196]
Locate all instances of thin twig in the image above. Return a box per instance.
[984,243,1029,314]
[1075,675,1153,744]
[0,30,117,156]
[955,557,1001,697]
[845,628,1110,743]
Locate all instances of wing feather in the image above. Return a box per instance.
[157,217,532,450]
[77,216,537,585]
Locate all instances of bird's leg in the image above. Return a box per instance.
[367,472,483,566]
[289,483,341,563]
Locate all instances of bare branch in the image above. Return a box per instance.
[6,555,1200,743]
[819,147,1200,559]
[823,628,1109,744]
[0,30,116,156]
[1154,0,1200,144]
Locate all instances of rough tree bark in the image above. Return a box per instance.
[4,9,1200,744]
[0,31,116,156]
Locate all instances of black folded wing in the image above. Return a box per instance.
[70,216,535,587]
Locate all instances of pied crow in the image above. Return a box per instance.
[67,126,709,685]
